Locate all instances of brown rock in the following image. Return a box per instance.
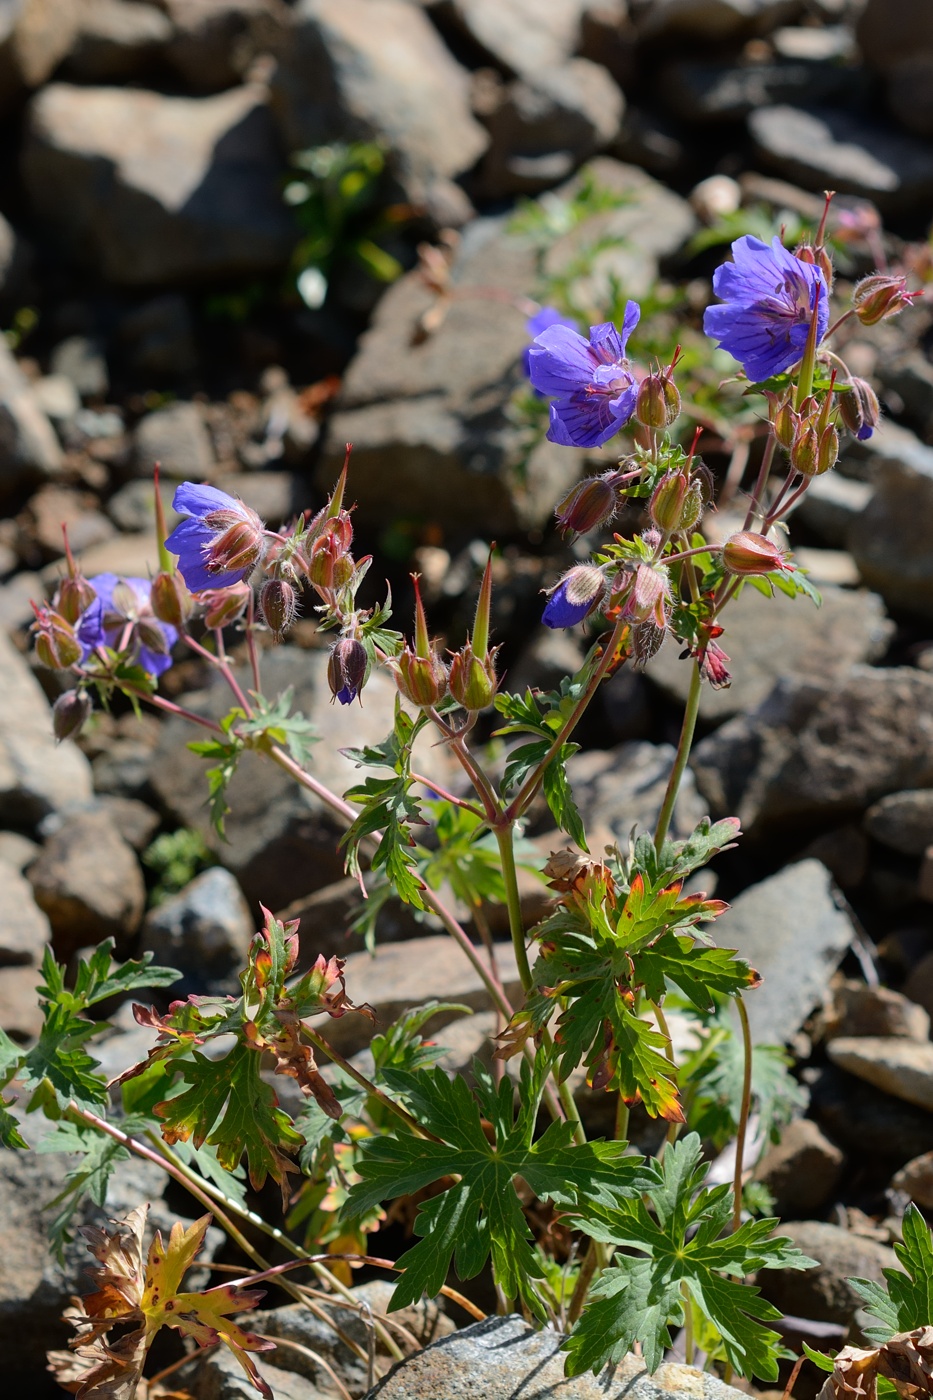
[823,979,931,1042]
[754,1119,844,1216]
[827,1036,933,1113]
[0,861,50,965]
[0,965,43,1041]
[902,949,933,1017]
[28,809,145,954]
[757,1220,897,1325]
[891,1151,933,1208]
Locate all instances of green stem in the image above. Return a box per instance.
[654,661,702,851]
[303,1027,442,1142]
[732,993,754,1233]
[495,825,532,992]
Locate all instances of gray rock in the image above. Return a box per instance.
[472,60,624,199]
[848,426,933,618]
[809,1063,933,1165]
[631,0,797,40]
[32,374,81,426]
[773,24,857,61]
[141,866,254,994]
[0,337,63,500]
[106,477,178,534]
[692,667,933,835]
[856,0,933,74]
[0,859,52,967]
[823,979,931,1042]
[365,1313,752,1399]
[564,741,705,844]
[276,876,436,962]
[645,582,892,722]
[865,789,933,856]
[28,808,146,955]
[0,210,34,305]
[0,0,82,111]
[164,0,289,94]
[323,933,522,1055]
[436,0,589,77]
[749,105,933,216]
[0,964,43,1040]
[757,1221,897,1326]
[0,628,93,827]
[23,82,295,285]
[319,211,583,535]
[714,860,855,1046]
[91,737,158,800]
[50,334,109,399]
[190,1351,332,1400]
[119,294,199,379]
[660,59,858,125]
[134,401,216,480]
[795,471,873,547]
[827,1036,933,1113]
[902,951,933,1021]
[0,831,40,871]
[271,0,488,215]
[891,1151,933,1208]
[62,0,172,82]
[94,795,161,852]
[754,1119,844,1216]
[876,352,933,440]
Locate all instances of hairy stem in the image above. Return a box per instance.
[742,433,777,530]
[303,1026,443,1142]
[654,661,702,851]
[495,825,532,992]
[732,993,754,1234]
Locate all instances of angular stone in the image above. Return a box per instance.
[865,789,933,856]
[271,0,488,213]
[141,866,254,995]
[754,1119,844,1216]
[713,860,855,1046]
[190,1350,334,1400]
[823,979,931,1042]
[660,59,858,125]
[848,427,933,618]
[0,629,93,828]
[692,667,933,835]
[472,60,624,199]
[134,401,216,480]
[645,582,892,722]
[0,336,63,501]
[62,0,173,82]
[27,809,146,955]
[23,82,295,285]
[165,0,289,94]
[50,333,109,399]
[436,0,588,77]
[892,1152,933,1208]
[365,1313,752,1399]
[323,934,522,1055]
[749,105,933,215]
[0,964,43,1040]
[564,741,704,844]
[795,470,873,547]
[318,211,583,534]
[0,860,52,967]
[810,1063,933,1166]
[631,0,797,41]
[276,876,436,962]
[827,1036,933,1113]
[757,1221,897,1326]
[0,0,82,108]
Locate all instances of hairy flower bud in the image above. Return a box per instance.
[554,474,618,537]
[721,531,790,576]
[542,565,607,629]
[33,607,82,670]
[838,376,881,441]
[200,581,251,630]
[54,573,97,626]
[763,390,796,451]
[649,469,703,534]
[328,637,368,705]
[448,643,498,711]
[53,688,92,743]
[790,422,819,476]
[394,575,448,706]
[794,241,834,290]
[260,578,298,640]
[150,569,192,628]
[852,272,917,326]
[307,519,354,591]
[623,562,670,628]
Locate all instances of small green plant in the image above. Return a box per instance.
[142,827,214,904]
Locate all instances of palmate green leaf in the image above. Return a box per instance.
[852,1204,933,1342]
[187,731,244,838]
[341,701,427,909]
[542,746,588,850]
[239,687,318,767]
[346,1059,649,1317]
[565,1133,814,1381]
[37,1116,155,1258]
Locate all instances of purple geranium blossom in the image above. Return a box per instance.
[542,565,606,629]
[527,303,641,448]
[77,574,177,677]
[165,482,265,593]
[522,306,579,387]
[703,235,829,384]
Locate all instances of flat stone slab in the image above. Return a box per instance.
[714,859,855,1046]
[365,1314,753,1398]
[828,1036,933,1113]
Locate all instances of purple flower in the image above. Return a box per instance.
[522,306,578,387]
[78,575,177,677]
[527,304,641,448]
[542,566,607,629]
[703,235,829,384]
[165,483,265,593]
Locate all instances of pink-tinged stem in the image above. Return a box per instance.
[246,590,261,692]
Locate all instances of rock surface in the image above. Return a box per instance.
[892,1151,933,1208]
[757,1220,897,1325]
[140,866,254,994]
[848,429,933,618]
[713,860,855,1045]
[827,1035,933,1113]
[0,860,51,966]
[22,81,295,285]
[754,1118,844,1216]
[365,1313,753,1398]
[27,808,146,955]
[564,740,705,842]
[0,335,63,500]
[865,790,933,856]
[822,979,931,1042]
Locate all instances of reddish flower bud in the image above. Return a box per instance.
[393,575,448,706]
[794,242,834,290]
[838,375,881,441]
[260,578,298,640]
[307,520,354,591]
[150,570,192,628]
[32,606,82,670]
[648,470,700,533]
[199,581,251,630]
[328,637,368,705]
[763,390,796,450]
[623,562,670,628]
[721,531,791,576]
[554,474,618,537]
[853,272,918,326]
[448,643,498,712]
[54,574,97,626]
[53,688,92,743]
[635,372,681,430]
